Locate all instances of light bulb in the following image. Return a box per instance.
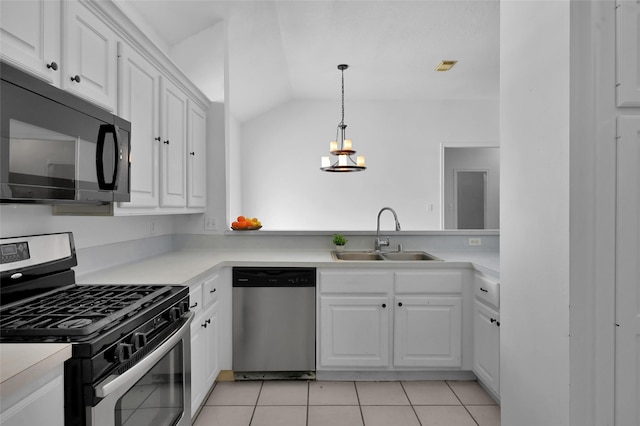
[321,157,330,168]
[357,156,365,167]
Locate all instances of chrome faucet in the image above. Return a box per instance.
[375,207,401,251]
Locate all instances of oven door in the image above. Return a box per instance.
[90,312,192,426]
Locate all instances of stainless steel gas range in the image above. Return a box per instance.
[0,232,192,426]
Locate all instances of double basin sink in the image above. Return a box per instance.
[332,251,442,262]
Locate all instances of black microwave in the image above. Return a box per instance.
[1,62,130,204]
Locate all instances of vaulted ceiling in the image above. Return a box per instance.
[122,0,500,122]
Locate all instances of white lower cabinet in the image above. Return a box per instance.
[394,295,462,368]
[0,366,64,426]
[472,272,500,398]
[473,300,500,393]
[319,295,391,367]
[318,268,464,371]
[189,272,221,417]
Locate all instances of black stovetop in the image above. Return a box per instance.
[0,284,174,338]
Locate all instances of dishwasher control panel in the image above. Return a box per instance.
[232,267,316,287]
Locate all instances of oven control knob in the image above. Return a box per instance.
[131,332,148,350]
[113,343,133,362]
[181,300,190,313]
[169,306,182,322]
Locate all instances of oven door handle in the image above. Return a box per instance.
[95,312,193,399]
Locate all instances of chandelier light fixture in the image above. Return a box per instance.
[320,64,366,172]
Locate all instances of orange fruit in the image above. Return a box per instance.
[237,215,246,222]
[236,221,248,229]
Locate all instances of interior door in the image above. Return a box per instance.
[455,170,487,229]
[615,116,640,425]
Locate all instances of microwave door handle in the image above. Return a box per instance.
[96,124,119,190]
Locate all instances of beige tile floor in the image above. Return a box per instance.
[193,380,500,426]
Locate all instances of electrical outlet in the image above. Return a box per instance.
[204,216,218,231]
[468,237,482,246]
[150,218,157,235]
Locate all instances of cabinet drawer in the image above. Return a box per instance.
[203,273,220,306]
[475,274,499,308]
[188,283,203,316]
[319,271,392,293]
[394,271,462,294]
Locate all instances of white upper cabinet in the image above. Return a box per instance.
[117,43,160,209]
[616,0,640,106]
[62,0,118,111]
[187,100,207,208]
[2,0,209,215]
[0,0,62,86]
[160,77,188,208]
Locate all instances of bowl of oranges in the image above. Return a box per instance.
[231,216,262,231]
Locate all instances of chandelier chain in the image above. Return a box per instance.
[341,67,345,126]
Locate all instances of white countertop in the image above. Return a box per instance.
[78,248,499,285]
[1,248,498,403]
[0,343,71,399]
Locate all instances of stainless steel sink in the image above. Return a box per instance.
[381,251,441,261]
[331,251,441,261]
[333,251,385,261]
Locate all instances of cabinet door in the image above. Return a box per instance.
[0,0,61,86]
[160,77,188,207]
[190,318,206,416]
[473,300,500,394]
[615,116,640,425]
[62,0,118,111]
[393,296,462,368]
[117,43,160,208]
[187,100,207,208]
[319,296,390,368]
[203,302,219,388]
[616,0,640,106]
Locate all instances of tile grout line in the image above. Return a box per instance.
[247,381,263,426]
[399,381,424,426]
[446,381,480,426]
[306,380,310,426]
[354,381,366,426]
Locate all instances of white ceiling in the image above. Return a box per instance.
[124,0,500,122]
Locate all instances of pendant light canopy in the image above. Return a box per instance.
[321,64,366,172]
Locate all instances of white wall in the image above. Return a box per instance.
[238,98,498,230]
[0,204,173,249]
[169,22,224,103]
[500,1,571,425]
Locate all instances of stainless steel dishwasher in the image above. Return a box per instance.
[232,267,316,378]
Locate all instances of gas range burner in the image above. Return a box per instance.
[0,284,173,338]
[57,318,94,329]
